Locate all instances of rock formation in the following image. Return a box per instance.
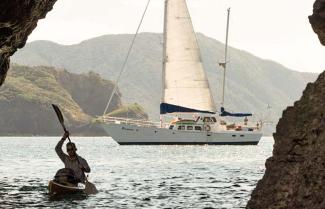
[0,0,57,86]
[247,1,325,209]
[309,0,325,45]
[0,64,149,136]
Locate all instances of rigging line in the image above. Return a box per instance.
[102,0,152,116]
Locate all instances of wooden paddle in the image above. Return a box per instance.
[52,104,71,142]
[84,177,98,195]
[52,104,98,195]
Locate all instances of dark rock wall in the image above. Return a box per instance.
[309,0,325,45]
[247,1,325,209]
[247,73,325,209]
[0,0,57,86]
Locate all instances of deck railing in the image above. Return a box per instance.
[101,116,169,128]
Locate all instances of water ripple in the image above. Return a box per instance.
[0,137,273,208]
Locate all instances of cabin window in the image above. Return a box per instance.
[169,125,174,130]
[232,135,236,137]
[203,117,210,122]
[220,120,227,125]
[178,126,185,130]
[211,117,217,122]
[187,126,193,130]
[195,126,202,131]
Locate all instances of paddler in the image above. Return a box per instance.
[55,131,90,183]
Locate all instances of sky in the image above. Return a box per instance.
[28,0,325,73]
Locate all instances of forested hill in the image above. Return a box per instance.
[0,65,147,135]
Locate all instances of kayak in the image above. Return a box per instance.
[48,180,85,196]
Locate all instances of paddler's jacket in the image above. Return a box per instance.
[55,139,90,183]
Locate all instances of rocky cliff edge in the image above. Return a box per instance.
[247,1,325,208]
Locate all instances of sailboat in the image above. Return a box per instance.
[101,0,262,145]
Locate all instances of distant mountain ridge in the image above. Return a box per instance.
[12,33,318,133]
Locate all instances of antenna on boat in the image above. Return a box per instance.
[219,7,230,107]
[265,104,273,124]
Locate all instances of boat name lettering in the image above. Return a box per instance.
[122,127,134,131]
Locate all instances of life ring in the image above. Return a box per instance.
[205,125,211,132]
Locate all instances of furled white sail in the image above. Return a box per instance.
[161,0,216,114]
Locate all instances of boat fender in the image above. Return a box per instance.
[205,125,211,132]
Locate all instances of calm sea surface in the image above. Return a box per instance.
[0,137,273,209]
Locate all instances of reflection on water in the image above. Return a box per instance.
[0,137,273,208]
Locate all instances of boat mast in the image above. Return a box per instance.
[161,0,168,119]
[220,8,230,107]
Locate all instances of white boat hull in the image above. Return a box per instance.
[102,123,262,145]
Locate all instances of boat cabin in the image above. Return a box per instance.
[168,117,217,131]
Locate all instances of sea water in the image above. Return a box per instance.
[0,137,273,208]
